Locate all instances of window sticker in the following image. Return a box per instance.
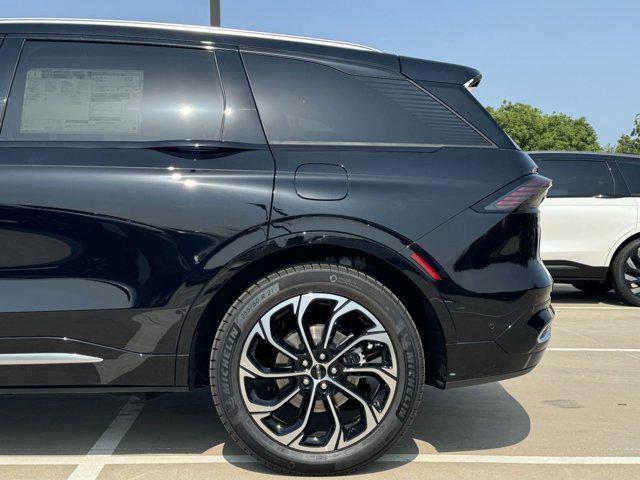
[20,68,144,135]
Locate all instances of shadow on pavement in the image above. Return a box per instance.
[0,389,230,457]
[225,382,530,475]
[409,382,530,452]
[551,283,624,306]
[0,382,529,474]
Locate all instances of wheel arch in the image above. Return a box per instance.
[176,232,454,391]
[605,228,640,270]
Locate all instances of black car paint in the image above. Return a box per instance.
[0,146,274,387]
[0,21,552,391]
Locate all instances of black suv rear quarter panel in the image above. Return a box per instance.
[269,147,538,242]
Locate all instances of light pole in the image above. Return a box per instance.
[210,0,221,27]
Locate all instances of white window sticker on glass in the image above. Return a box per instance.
[20,68,144,135]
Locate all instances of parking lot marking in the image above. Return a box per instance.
[548,348,640,352]
[1,454,640,466]
[553,306,636,310]
[66,395,145,480]
[380,454,640,465]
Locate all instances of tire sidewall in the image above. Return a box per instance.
[212,265,424,474]
[612,239,640,306]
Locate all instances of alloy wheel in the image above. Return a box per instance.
[238,293,398,452]
[624,247,640,297]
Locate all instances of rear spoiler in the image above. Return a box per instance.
[399,56,481,90]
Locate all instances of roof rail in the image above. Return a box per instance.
[0,18,380,52]
[528,151,640,159]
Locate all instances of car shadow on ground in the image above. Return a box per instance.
[0,382,529,475]
[551,283,625,306]
[228,382,530,475]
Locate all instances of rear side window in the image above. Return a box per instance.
[243,53,490,146]
[1,41,224,141]
[537,159,614,197]
[617,160,640,196]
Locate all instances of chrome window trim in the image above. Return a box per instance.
[270,141,497,148]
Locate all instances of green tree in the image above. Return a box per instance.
[615,114,640,154]
[486,101,601,151]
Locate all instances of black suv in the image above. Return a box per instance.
[0,19,553,475]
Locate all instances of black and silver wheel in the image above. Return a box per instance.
[611,239,640,307]
[210,264,424,475]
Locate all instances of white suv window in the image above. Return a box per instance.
[538,160,614,198]
[618,160,640,196]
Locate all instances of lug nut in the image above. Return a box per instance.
[302,377,311,386]
[301,359,309,368]
[318,352,326,361]
[330,366,338,375]
[366,343,374,350]
[320,381,328,390]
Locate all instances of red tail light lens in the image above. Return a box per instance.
[474,175,551,213]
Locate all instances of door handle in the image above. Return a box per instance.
[145,141,262,158]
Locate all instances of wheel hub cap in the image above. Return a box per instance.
[310,364,326,380]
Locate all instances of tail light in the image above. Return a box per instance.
[473,174,551,213]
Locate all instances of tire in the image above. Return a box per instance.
[570,280,611,295]
[210,263,425,475]
[611,239,640,307]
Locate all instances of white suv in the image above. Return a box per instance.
[530,152,640,306]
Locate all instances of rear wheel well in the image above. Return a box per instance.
[609,232,640,272]
[189,245,447,389]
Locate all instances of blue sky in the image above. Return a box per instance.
[3,0,639,146]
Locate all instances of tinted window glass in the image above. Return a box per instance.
[215,49,265,145]
[537,159,614,197]
[0,38,23,126]
[243,53,489,146]
[618,160,640,196]
[1,41,223,141]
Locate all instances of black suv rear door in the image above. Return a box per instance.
[0,38,274,387]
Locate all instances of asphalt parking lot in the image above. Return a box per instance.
[0,285,638,480]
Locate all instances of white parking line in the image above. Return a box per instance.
[67,395,145,480]
[548,348,640,352]
[381,454,640,465]
[553,306,636,310]
[1,453,640,466]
